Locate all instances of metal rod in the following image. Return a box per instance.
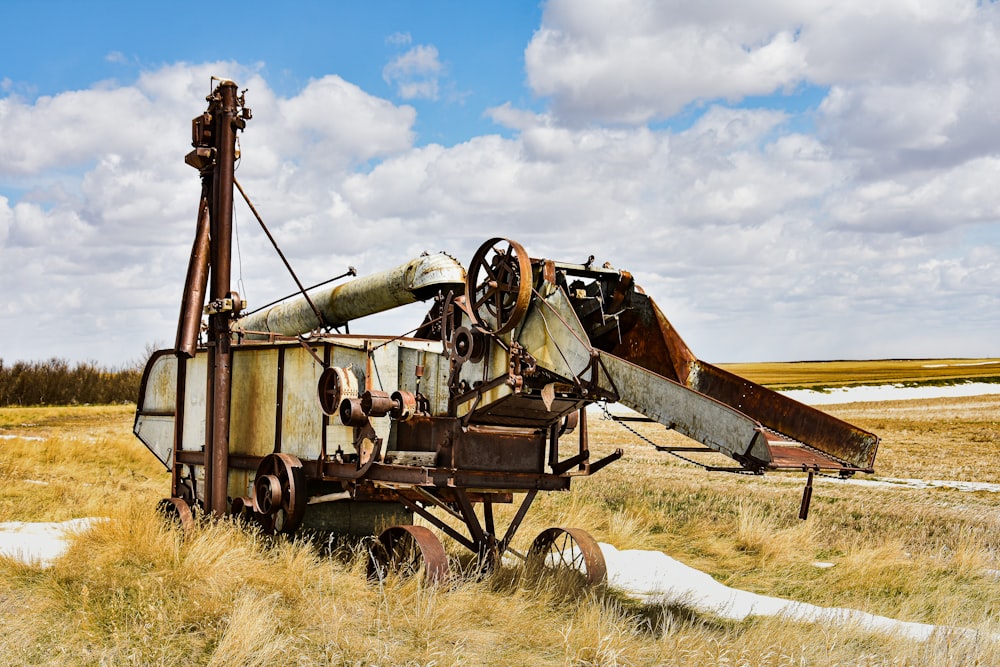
[498,489,537,553]
[397,496,477,552]
[241,267,357,318]
[454,488,485,546]
[233,177,328,330]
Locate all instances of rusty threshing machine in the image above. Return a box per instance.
[135,81,879,584]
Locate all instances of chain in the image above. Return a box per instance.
[599,402,757,473]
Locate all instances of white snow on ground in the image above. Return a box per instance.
[599,543,983,642]
[779,382,1000,405]
[828,476,1000,493]
[0,518,102,566]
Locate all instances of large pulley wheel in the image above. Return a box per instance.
[367,525,449,585]
[252,453,306,535]
[527,527,607,586]
[466,237,532,335]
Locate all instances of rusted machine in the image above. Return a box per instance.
[135,81,878,584]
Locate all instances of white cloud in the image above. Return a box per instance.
[385,32,412,46]
[3,0,1000,365]
[0,64,422,363]
[525,0,1000,142]
[382,44,444,100]
[525,0,812,123]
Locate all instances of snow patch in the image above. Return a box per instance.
[0,518,102,566]
[830,476,1000,493]
[600,543,985,642]
[779,382,1000,405]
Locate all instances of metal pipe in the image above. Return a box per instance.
[234,253,466,337]
[207,80,240,517]
[175,193,210,358]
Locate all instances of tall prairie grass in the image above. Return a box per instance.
[1,392,999,664]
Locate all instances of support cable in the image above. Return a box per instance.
[233,177,329,330]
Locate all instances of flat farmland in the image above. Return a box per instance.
[721,358,1000,389]
[0,360,998,665]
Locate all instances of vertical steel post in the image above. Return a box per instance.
[206,80,239,517]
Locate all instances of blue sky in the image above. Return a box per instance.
[2,1,543,146]
[2,0,999,364]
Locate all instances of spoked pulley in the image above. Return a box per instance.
[251,452,307,535]
[465,237,533,335]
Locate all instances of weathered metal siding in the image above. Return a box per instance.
[396,343,450,416]
[134,352,177,467]
[518,290,594,382]
[278,345,327,461]
[230,348,280,458]
[181,354,208,455]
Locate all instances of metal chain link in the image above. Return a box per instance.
[599,402,756,474]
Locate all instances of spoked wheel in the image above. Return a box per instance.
[252,453,306,535]
[527,527,607,586]
[157,497,195,531]
[367,525,450,585]
[466,237,532,335]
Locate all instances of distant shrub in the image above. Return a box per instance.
[0,357,142,406]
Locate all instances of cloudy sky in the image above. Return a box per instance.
[2,0,999,366]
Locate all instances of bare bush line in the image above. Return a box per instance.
[0,358,142,407]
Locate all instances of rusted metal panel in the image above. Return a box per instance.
[689,361,878,471]
[394,415,458,460]
[452,426,546,473]
[607,291,695,383]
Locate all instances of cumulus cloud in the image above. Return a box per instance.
[2,2,1000,364]
[382,44,444,100]
[0,63,422,363]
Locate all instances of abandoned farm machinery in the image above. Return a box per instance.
[134,81,879,584]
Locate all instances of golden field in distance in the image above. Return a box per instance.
[720,357,1000,389]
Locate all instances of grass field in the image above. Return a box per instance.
[1,362,998,665]
[719,358,1000,389]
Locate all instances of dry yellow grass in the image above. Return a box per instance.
[721,357,1000,389]
[1,381,999,665]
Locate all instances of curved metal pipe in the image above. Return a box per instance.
[234,253,466,337]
